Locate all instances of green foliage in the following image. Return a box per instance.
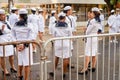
[110,0,115,5]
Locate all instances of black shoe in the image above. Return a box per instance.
[88,68,96,72]
[78,70,88,75]
[49,72,54,77]
[88,62,91,68]
[10,68,17,73]
[63,74,66,78]
[67,64,75,69]
[2,71,10,76]
[18,76,23,80]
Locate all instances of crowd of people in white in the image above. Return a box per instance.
[0,5,120,80]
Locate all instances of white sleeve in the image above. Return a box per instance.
[11,28,17,41]
[0,23,3,30]
[28,15,32,23]
[28,24,35,40]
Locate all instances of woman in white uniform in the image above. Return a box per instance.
[28,8,39,53]
[0,9,17,76]
[79,7,101,75]
[8,7,19,28]
[107,10,117,42]
[48,10,57,34]
[38,8,45,41]
[49,12,73,77]
[12,9,34,80]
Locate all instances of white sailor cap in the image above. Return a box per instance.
[11,7,18,10]
[58,12,66,17]
[92,7,100,12]
[31,7,36,11]
[51,10,56,13]
[63,6,72,10]
[19,9,28,14]
[0,9,5,14]
[39,8,43,12]
[111,10,115,13]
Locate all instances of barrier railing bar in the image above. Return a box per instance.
[108,36,111,80]
[44,33,120,49]
[113,36,117,80]
[102,36,105,80]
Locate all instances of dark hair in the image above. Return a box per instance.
[51,13,55,16]
[63,10,69,14]
[11,10,17,13]
[111,12,114,15]
[38,11,43,14]
[31,10,36,14]
[59,16,65,20]
[16,14,28,26]
[93,11,101,22]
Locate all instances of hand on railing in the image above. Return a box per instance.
[17,44,25,52]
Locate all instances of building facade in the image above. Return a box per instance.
[0,0,106,21]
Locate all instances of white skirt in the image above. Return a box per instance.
[85,36,98,56]
[0,34,14,57]
[54,40,72,58]
[17,44,33,66]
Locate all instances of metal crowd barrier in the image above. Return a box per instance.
[43,33,120,80]
[0,40,47,80]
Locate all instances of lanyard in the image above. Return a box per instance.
[4,22,11,30]
[87,20,91,27]
[67,16,72,27]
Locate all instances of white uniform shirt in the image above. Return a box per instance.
[8,13,19,27]
[65,15,76,32]
[73,15,77,29]
[100,14,105,32]
[107,15,117,33]
[12,23,34,41]
[38,14,45,32]
[86,19,100,35]
[115,15,120,32]
[48,16,56,34]
[28,14,39,37]
[0,21,14,57]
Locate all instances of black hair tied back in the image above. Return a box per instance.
[16,14,28,26]
[93,11,101,22]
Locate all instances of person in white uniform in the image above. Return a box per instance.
[72,10,77,35]
[48,10,57,35]
[115,8,120,33]
[107,10,117,42]
[0,9,17,76]
[79,7,101,75]
[12,9,34,80]
[99,8,105,33]
[63,6,76,34]
[28,8,39,53]
[8,7,19,28]
[38,8,45,41]
[49,12,73,77]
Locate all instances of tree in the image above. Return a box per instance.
[104,0,120,10]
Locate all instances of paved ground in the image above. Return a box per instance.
[0,27,120,80]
